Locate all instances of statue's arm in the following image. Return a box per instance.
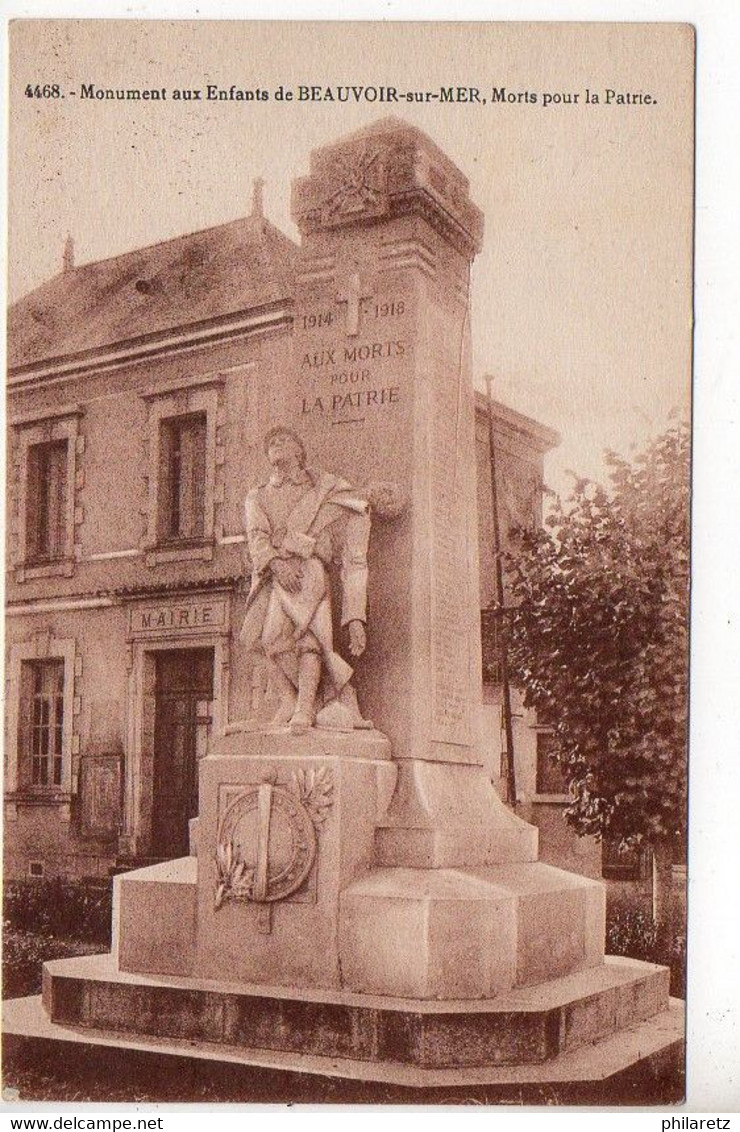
[340,509,371,627]
[245,492,304,594]
[244,493,278,576]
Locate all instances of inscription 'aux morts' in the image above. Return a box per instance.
[300,340,406,368]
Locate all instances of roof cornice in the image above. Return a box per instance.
[7,300,293,393]
[474,390,560,453]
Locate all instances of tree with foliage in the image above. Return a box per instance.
[505,421,690,922]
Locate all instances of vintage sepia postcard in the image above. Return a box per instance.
[3,19,694,1108]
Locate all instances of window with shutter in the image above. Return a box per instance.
[158,413,207,542]
[26,440,69,563]
[20,658,65,789]
[535,730,568,796]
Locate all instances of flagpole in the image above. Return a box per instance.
[484,375,517,807]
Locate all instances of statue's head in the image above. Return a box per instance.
[264,426,307,469]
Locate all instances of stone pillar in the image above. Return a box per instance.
[287,118,536,867]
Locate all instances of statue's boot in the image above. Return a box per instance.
[290,653,321,735]
[338,683,374,730]
[268,663,298,727]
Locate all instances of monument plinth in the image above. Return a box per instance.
[11,119,682,1092]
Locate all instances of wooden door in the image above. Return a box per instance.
[152,648,214,858]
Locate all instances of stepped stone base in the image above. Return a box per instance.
[114,854,604,999]
[114,856,605,998]
[6,986,683,1097]
[39,952,671,1071]
[338,863,604,998]
[114,857,197,977]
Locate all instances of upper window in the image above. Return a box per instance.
[140,376,224,566]
[10,405,83,582]
[158,413,207,543]
[25,440,69,564]
[20,658,65,789]
[535,729,568,795]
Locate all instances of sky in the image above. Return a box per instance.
[7,20,694,497]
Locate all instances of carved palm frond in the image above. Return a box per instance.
[291,766,334,827]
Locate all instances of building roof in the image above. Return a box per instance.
[8,215,298,371]
[474,390,560,453]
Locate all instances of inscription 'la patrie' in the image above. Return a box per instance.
[302,386,400,414]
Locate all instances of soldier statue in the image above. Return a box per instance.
[240,426,371,734]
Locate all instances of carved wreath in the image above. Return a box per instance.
[214,767,334,911]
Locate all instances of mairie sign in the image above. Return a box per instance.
[128,596,228,636]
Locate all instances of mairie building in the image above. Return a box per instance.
[5,169,651,907]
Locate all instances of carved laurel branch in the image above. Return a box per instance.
[214,839,254,911]
[290,766,334,828]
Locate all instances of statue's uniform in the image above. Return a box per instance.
[240,467,370,697]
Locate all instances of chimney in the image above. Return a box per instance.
[63,233,74,273]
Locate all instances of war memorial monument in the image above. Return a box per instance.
[5,118,684,1098]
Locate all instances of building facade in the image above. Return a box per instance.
[5,181,650,906]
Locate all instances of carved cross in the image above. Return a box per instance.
[336,272,373,337]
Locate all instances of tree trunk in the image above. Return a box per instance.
[652,840,674,927]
